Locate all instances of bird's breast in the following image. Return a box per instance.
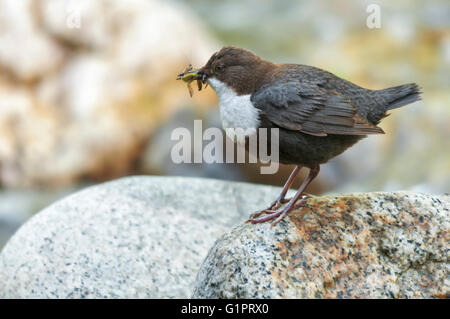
[208,78,260,143]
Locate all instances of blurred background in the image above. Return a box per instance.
[0,0,449,250]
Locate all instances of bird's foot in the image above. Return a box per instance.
[246,196,307,227]
[248,197,291,219]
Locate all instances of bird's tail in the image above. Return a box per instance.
[377,83,422,111]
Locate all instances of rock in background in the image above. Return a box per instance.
[0,176,291,298]
[0,0,217,187]
[193,192,449,298]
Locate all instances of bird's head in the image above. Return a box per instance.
[196,46,275,95]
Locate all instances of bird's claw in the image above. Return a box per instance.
[248,197,291,219]
[246,196,308,227]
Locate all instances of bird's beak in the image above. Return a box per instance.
[195,67,208,84]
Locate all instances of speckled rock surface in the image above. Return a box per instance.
[193,192,449,298]
[0,176,288,298]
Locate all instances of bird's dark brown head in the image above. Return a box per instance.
[197,46,277,95]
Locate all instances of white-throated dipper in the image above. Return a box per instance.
[193,46,421,227]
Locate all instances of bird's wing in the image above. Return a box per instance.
[251,79,384,136]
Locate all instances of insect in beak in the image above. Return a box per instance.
[176,64,208,97]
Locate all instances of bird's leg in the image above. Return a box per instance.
[247,165,320,227]
[249,166,302,219]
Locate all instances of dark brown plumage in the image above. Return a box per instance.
[195,46,422,226]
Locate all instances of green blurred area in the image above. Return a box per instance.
[171,0,450,193]
[174,0,449,85]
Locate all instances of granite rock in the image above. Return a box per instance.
[0,176,288,298]
[0,187,76,250]
[193,192,449,298]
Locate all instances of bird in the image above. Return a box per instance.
[194,46,421,227]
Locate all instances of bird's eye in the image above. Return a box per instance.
[215,65,224,72]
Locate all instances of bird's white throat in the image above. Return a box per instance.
[208,78,260,140]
